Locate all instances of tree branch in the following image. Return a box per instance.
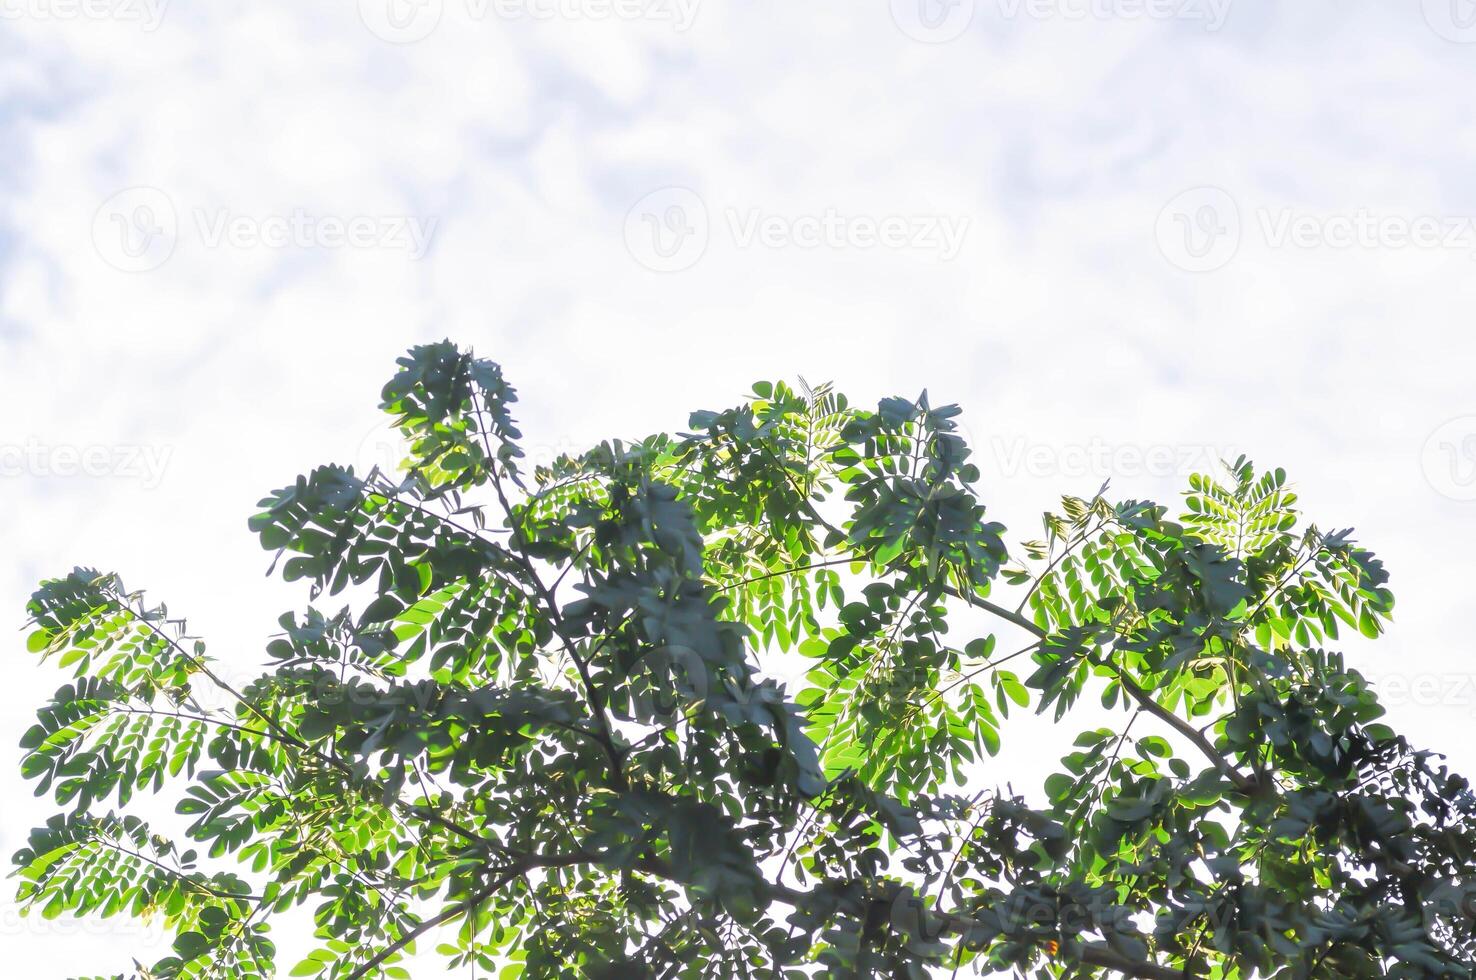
[941,583,1259,794]
[628,855,1196,980]
[345,851,598,980]
[344,877,505,980]
[1106,662,1258,794]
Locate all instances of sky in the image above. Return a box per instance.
[5,0,1476,974]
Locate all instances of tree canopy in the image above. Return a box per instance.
[14,341,1476,978]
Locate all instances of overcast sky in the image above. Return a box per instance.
[5,1,1476,974]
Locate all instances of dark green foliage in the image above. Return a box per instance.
[13,342,1476,978]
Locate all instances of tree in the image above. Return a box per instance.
[13,341,1476,980]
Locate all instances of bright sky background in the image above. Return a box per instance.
[6,1,1476,975]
